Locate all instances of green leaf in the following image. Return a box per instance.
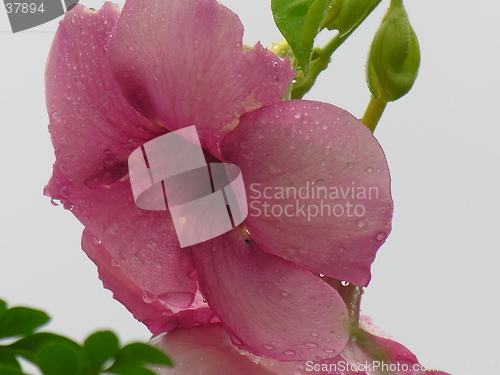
[0,307,50,339]
[9,332,80,362]
[0,300,7,319]
[36,343,84,375]
[272,0,331,72]
[107,343,172,373]
[323,0,382,37]
[0,348,21,370]
[83,330,119,372]
[0,366,28,375]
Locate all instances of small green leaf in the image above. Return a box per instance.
[0,307,50,339]
[83,330,119,372]
[272,0,330,72]
[107,343,172,373]
[0,366,28,375]
[36,343,84,375]
[9,332,80,362]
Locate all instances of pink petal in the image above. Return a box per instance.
[151,324,281,375]
[221,100,393,286]
[106,0,294,158]
[191,228,349,361]
[81,230,216,334]
[46,3,162,186]
[46,166,199,333]
[336,317,452,375]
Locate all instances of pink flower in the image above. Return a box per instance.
[151,320,451,375]
[45,0,392,362]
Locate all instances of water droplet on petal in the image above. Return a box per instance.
[103,149,117,168]
[341,281,350,286]
[376,232,387,241]
[311,332,319,337]
[294,113,302,119]
[283,350,296,356]
[111,259,120,267]
[280,291,290,298]
[142,290,156,304]
[323,349,336,354]
[262,344,275,350]
[323,142,332,156]
[93,237,102,245]
[147,240,157,249]
[356,219,366,228]
[304,342,319,348]
[158,292,194,308]
[50,198,60,206]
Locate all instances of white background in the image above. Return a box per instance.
[1,1,499,374]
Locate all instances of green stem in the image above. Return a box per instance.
[361,96,387,132]
[291,0,384,99]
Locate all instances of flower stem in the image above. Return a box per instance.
[361,96,388,132]
[291,0,384,99]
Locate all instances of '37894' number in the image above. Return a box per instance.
[5,2,45,14]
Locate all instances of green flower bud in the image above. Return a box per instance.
[367,0,420,102]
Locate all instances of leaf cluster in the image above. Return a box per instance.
[0,299,172,375]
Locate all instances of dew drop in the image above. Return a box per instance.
[131,254,144,269]
[319,274,325,278]
[280,291,290,298]
[262,344,275,350]
[142,290,156,304]
[365,167,374,173]
[304,342,319,348]
[147,240,157,249]
[93,237,102,245]
[127,45,135,51]
[356,219,366,228]
[323,349,336,354]
[50,198,60,206]
[294,113,302,119]
[323,142,332,155]
[158,292,194,308]
[341,281,350,287]
[103,149,117,168]
[283,350,296,356]
[111,259,120,268]
[311,332,319,337]
[376,232,387,241]
[126,138,141,151]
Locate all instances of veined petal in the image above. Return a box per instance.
[107,0,294,158]
[221,100,393,286]
[151,324,280,375]
[191,228,349,361]
[46,166,198,332]
[46,3,161,186]
[81,230,216,334]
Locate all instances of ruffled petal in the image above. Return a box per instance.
[151,322,451,375]
[191,228,349,361]
[151,324,280,375]
[46,166,198,333]
[81,229,216,334]
[46,3,161,186]
[221,100,393,286]
[106,0,294,158]
[345,317,452,375]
